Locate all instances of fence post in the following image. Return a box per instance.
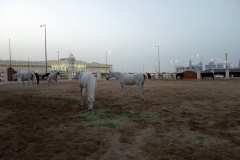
[197,71,201,79]
[97,71,101,80]
[166,72,169,79]
[225,70,229,79]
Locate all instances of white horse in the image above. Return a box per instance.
[106,71,146,100]
[12,72,37,87]
[78,72,97,111]
[47,72,60,83]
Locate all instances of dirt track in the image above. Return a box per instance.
[0,78,240,160]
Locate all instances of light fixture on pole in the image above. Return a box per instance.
[106,51,111,74]
[40,24,47,74]
[153,46,160,76]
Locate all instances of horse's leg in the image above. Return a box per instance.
[122,85,130,99]
[117,85,123,98]
[137,84,144,100]
[79,86,83,105]
[85,88,88,104]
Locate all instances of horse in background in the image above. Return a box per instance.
[12,72,37,87]
[78,72,97,111]
[176,73,184,79]
[106,71,146,100]
[34,73,40,84]
[42,73,50,80]
[201,72,214,80]
[47,72,60,83]
[147,73,152,79]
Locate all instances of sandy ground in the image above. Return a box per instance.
[0,78,240,160]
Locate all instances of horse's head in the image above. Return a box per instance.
[87,94,95,111]
[106,71,113,80]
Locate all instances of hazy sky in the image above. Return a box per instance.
[1,0,240,72]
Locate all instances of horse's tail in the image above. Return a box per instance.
[142,74,146,85]
[35,73,40,84]
[31,72,37,84]
[143,74,146,80]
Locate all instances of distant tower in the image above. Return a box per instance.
[189,60,192,69]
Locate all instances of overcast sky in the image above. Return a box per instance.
[1,0,240,72]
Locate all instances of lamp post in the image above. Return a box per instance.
[143,62,146,73]
[170,60,177,73]
[57,51,60,70]
[225,53,227,69]
[154,46,160,76]
[40,24,47,73]
[27,57,29,72]
[9,37,12,68]
[121,65,124,73]
[155,58,159,73]
[106,51,110,74]
[197,54,202,71]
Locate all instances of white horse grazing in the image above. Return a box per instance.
[106,71,146,100]
[47,72,60,83]
[78,72,97,111]
[12,72,37,87]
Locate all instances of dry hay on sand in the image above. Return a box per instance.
[0,78,240,159]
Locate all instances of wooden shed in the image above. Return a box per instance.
[183,71,197,79]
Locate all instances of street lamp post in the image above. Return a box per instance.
[106,51,110,74]
[155,58,159,73]
[143,62,146,73]
[121,65,124,73]
[154,46,160,76]
[9,37,12,68]
[225,53,227,69]
[27,57,29,72]
[57,51,59,69]
[40,24,47,74]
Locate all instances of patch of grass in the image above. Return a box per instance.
[34,93,80,100]
[124,110,137,117]
[73,109,151,128]
[73,109,127,128]
[124,110,151,119]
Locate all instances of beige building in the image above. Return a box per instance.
[0,53,112,75]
